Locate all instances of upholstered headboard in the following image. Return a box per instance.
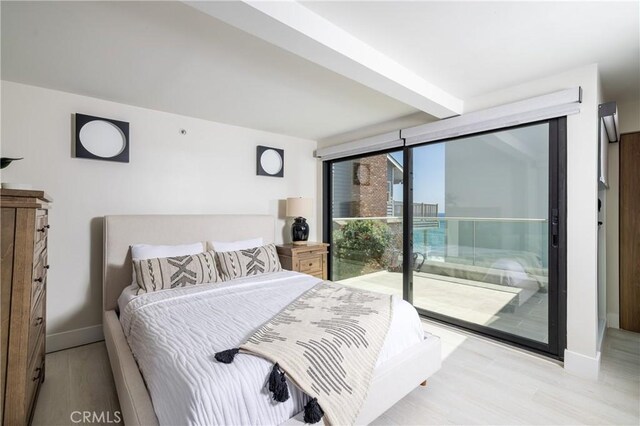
[103,214,276,311]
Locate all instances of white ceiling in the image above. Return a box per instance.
[302,1,640,103]
[2,1,639,141]
[0,1,419,140]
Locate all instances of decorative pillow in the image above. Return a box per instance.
[130,242,204,286]
[216,243,282,280]
[208,238,263,253]
[133,250,222,294]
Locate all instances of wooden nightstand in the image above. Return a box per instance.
[276,243,329,280]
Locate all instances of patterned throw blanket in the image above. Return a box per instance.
[215,281,393,426]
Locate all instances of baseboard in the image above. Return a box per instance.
[607,313,620,329]
[46,324,104,353]
[564,348,601,380]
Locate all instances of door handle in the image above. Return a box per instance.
[551,208,559,247]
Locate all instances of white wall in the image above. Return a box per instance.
[463,64,602,379]
[605,97,640,329]
[0,81,318,351]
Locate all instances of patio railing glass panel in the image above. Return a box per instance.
[332,216,548,342]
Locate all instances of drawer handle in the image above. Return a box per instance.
[32,367,42,381]
[37,225,50,232]
[34,277,43,283]
[35,317,44,326]
[44,265,50,269]
[308,263,313,267]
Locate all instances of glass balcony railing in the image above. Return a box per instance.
[331,216,548,285]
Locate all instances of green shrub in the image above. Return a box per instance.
[333,220,391,263]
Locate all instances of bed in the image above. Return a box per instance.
[102,214,441,425]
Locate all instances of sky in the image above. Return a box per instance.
[390,144,446,212]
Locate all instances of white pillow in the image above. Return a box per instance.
[131,242,204,260]
[130,242,204,285]
[208,238,263,253]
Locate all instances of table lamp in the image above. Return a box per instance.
[286,197,312,245]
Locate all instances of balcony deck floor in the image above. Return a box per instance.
[338,270,548,343]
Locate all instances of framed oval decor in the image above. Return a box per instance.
[75,113,130,163]
[256,145,284,177]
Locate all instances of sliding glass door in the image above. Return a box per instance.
[324,119,565,356]
[410,122,560,350]
[328,151,404,297]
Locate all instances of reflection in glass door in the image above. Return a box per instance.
[410,122,556,347]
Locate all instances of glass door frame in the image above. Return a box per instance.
[323,118,567,359]
[322,146,407,287]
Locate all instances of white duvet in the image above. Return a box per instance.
[120,271,424,426]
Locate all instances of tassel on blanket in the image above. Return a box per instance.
[303,398,324,424]
[214,348,239,364]
[268,363,290,402]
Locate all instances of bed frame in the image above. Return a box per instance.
[102,214,441,425]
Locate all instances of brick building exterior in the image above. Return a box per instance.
[332,153,403,218]
[354,155,390,217]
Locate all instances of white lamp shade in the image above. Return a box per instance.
[286,197,312,218]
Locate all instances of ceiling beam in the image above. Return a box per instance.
[185,0,463,118]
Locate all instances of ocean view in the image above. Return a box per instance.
[413,213,446,259]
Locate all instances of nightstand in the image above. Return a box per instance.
[276,243,329,280]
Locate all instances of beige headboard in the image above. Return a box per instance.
[103,214,276,311]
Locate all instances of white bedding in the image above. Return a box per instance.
[120,271,424,426]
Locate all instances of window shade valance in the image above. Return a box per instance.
[314,131,402,161]
[315,87,581,160]
[402,87,582,146]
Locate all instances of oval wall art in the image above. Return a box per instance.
[256,145,284,177]
[75,113,129,163]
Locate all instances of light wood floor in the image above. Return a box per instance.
[32,322,639,425]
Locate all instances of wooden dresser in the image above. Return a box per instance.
[1,189,51,425]
[276,243,329,280]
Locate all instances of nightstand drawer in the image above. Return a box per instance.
[276,242,329,280]
[298,255,322,274]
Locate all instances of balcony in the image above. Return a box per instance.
[331,216,549,343]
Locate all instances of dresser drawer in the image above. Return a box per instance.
[31,258,47,312]
[33,238,48,274]
[28,295,45,362]
[35,209,48,229]
[33,235,47,264]
[34,211,49,246]
[33,213,48,264]
[33,213,48,293]
[298,255,323,274]
[25,334,45,422]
